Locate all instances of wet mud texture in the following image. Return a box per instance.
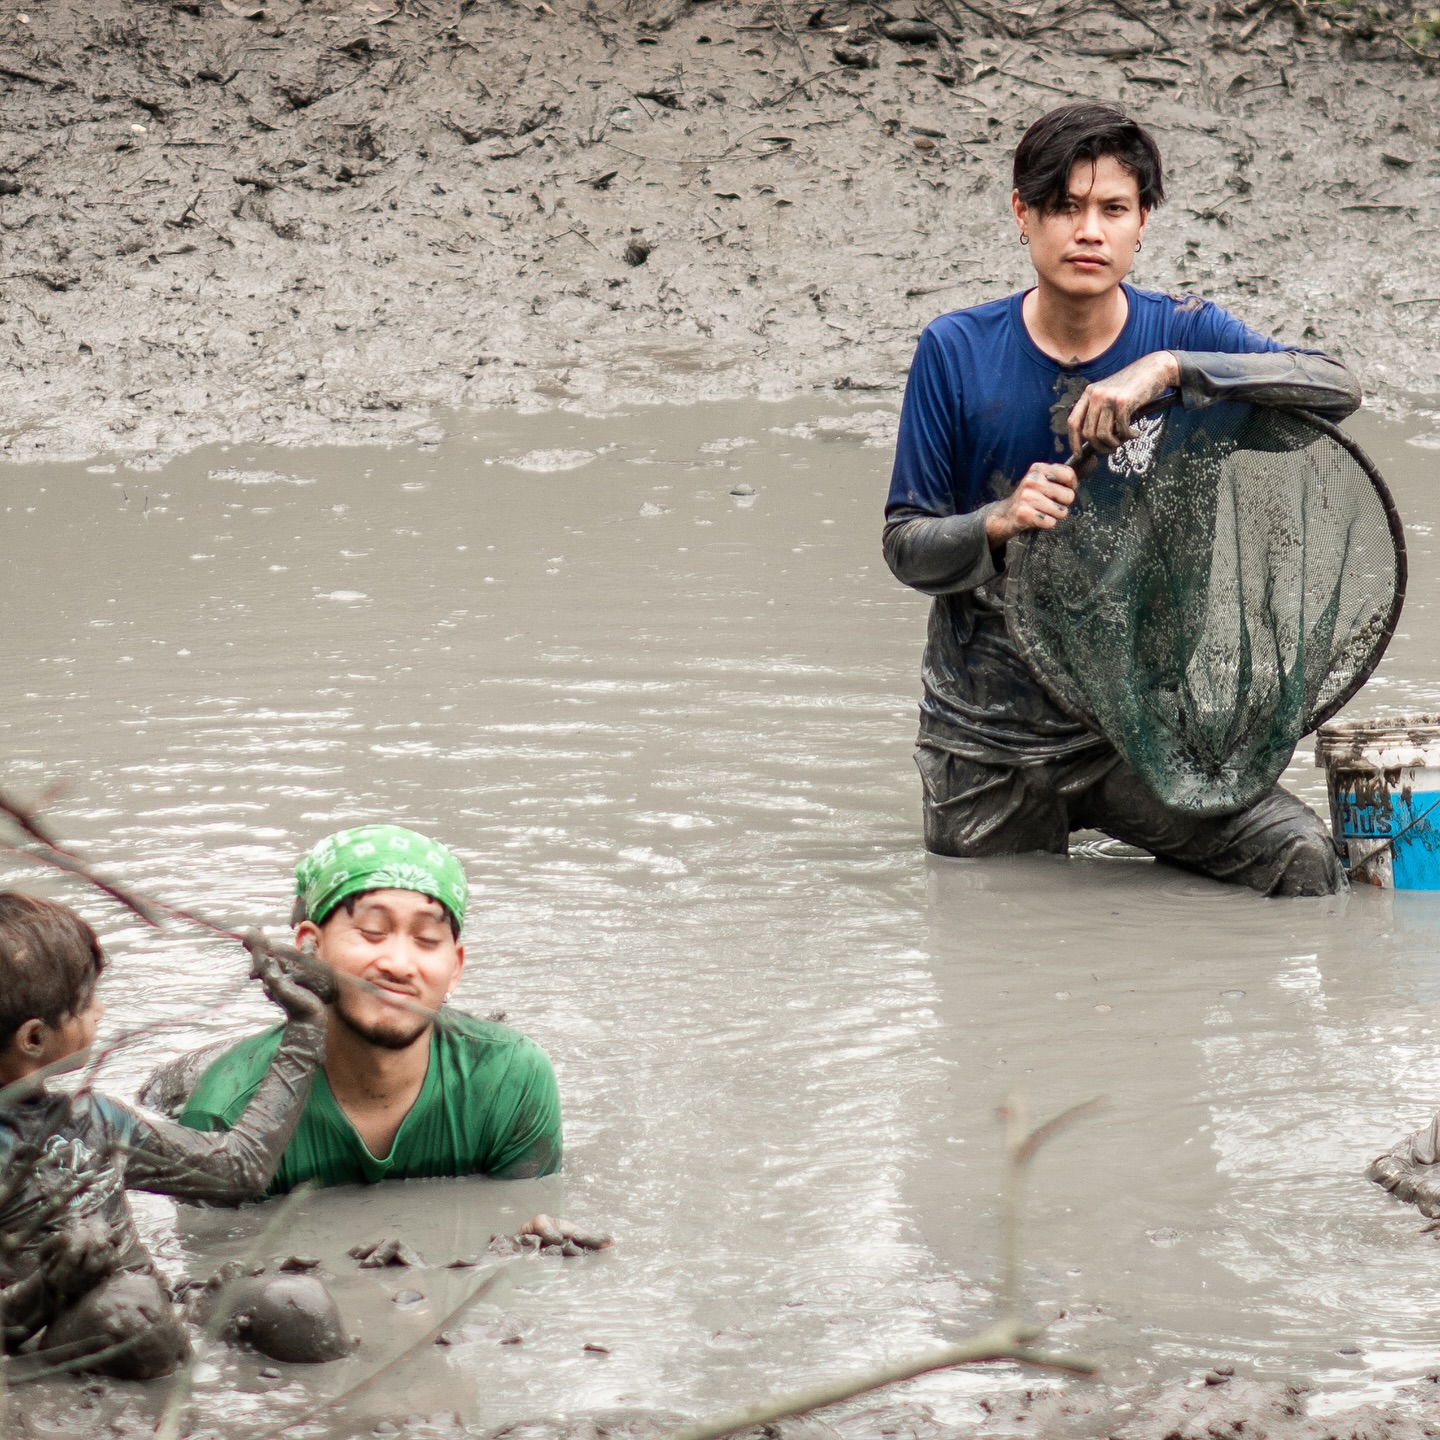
[2,0,1439,464]
[950,1374,1440,1440]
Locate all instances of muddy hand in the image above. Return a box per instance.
[40,1217,122,1299]
[518,1214,614,1251]
[983,463,1077,548]
[1066,350,1179,456]
[244,928,333,1020]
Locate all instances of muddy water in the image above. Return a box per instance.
[2,402,1439,1436]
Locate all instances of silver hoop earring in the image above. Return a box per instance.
[1019,234,1029,246]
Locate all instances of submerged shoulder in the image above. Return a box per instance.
[438,1012,555,1078]
[180,1025,286,1120]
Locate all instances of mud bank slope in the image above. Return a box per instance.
[3,0,1440,463]
[2,2,1439,455]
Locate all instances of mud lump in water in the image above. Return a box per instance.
[187,1265,351,1365]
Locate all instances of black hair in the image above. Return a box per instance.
[309,889,462,941]
[1012,103,1164,215]
[0,893,107,1052]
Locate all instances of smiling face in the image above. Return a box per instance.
[298,889,464,1051]
[1012,153,1148,301]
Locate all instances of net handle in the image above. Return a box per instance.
[1063,391,1179,470]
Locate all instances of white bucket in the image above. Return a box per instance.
[1315,715,1440,889]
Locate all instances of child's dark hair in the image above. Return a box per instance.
[0,893,106,1050]
[1013,103,1164,215]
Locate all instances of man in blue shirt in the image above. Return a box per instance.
[884,103,1360,896]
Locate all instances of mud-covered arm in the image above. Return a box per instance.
[886,325,1006,596]
[1171,349,1361,419]
[882,505,1002,596]
[120,1013,325,1203]
[1379,1110,1440,1168]
[1,1267,50,1345]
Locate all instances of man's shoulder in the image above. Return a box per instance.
[1126,285,1267,349]
[922,292,1017,348]
[436,1011,553,1073]
[179,1025,286,1127]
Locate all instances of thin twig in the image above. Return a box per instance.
[764,64,851,106]
[0,787,448,1034]
[941,0,1026,35]
[659,1324,1097,1440]
[154,1184,318,1440]
[251,1262,511,1439]
[658,1096,1103,1440]
[1106,0,1174,45]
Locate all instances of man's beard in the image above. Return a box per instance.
[333,989,431,1051]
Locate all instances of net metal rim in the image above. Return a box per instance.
[1003,400,1408,759]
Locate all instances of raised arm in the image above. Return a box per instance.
[122,944,328,1205]
[1070,305,1362,455]
[1172,349,1360,419]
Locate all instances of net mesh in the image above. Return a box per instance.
[1005,401,1405,816]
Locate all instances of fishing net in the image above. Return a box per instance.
[1004,400,1406,816]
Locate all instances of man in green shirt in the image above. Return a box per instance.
[178,825,561,1191]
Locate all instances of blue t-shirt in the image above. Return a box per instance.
[885,285,1287,762]
[886,284,1284,521]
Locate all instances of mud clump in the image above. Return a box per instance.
[188,1265,350,1364]
[0,0,1437,465]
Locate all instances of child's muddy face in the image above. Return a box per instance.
[56,989,105,1058]
[302,890,463,1050]
[21,988,105,1071]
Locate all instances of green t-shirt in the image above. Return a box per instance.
[179,1012,561,1193]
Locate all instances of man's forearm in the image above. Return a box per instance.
[1173,349,1361,419]
[1,1267,49,1343]
[124,1015,325,1204]
[882,506,1001,596]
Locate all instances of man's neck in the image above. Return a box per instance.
[1021,281,1129,365]
[323,1018,433,1158]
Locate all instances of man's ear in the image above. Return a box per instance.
[1010,188,1028,234]
[449,944,465,993]
[12,1019,46,1058]
[294,919,323,954]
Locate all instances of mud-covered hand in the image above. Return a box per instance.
[1066,350,1179,457]
[983,463,1077,550]
[244,929,333,1022]
[518,1214,614,1250]
[39,1217,121,1300]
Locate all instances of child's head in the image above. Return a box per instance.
[0,893,107,1079]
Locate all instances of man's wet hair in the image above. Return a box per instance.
[1013,103,1164,215]
[0,893,107,1051]
[313,890,461,941]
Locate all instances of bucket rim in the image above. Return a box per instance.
[1316,713,1440,768]
[1317,714,1440,739]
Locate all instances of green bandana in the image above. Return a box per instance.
[294,825,469,932]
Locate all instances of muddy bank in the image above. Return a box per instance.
[1,0,1438,462]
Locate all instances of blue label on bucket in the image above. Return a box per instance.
[1335,785,1440,890]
